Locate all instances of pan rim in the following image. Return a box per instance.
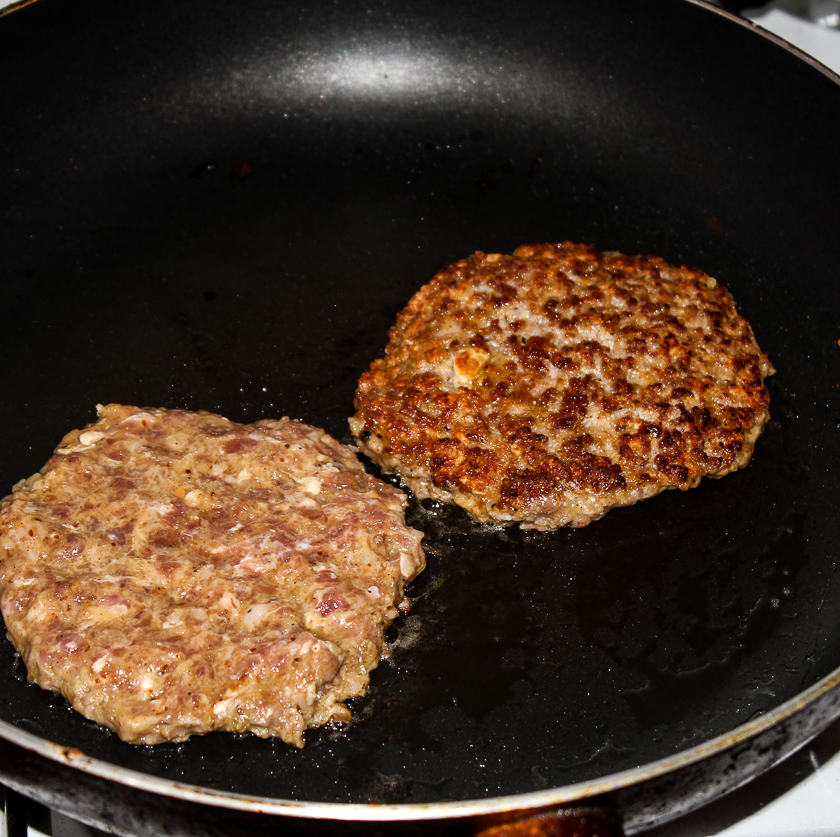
[687,0,840,86]
[1,662,839,820]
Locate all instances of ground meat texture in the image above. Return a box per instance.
[350,243,774,530]
[0,405,425,746]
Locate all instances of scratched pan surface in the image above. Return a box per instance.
[1,0,840,810]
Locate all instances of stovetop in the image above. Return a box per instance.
[1,1,839,835]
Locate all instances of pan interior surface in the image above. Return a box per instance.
[1,0,840,807]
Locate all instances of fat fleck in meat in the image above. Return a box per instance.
[350,243,774,530]
[0,405,425,746]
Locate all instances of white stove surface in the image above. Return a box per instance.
[1,1,839,835]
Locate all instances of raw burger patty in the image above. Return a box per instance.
[350,242,774,530]
[0,405,425,746]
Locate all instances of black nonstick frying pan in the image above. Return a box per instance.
[1,0,840,833]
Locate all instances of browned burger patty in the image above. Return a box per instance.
[0,405,424,746]
[350,242,774,530]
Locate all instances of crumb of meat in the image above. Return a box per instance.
[350,242,774,530]
[0,405,425,747]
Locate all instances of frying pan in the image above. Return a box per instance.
[1,0,840,833]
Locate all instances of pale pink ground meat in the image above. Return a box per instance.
[0,405,424,747]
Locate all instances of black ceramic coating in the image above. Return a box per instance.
[1,0,840,810]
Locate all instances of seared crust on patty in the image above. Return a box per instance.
[350,243,774,530]
[0,405,425,746]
